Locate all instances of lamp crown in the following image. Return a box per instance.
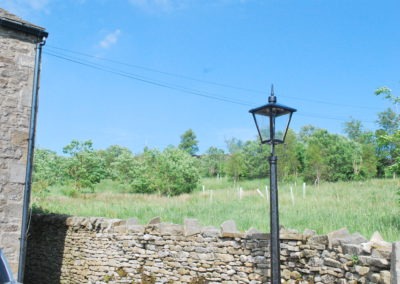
[268,84,277,104]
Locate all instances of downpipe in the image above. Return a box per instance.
[17,36,46,283]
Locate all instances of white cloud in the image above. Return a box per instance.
[27,0,50,10]
[99,29,122,49]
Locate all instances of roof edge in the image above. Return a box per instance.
[0,16,48,39]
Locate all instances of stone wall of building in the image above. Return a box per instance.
[25,214,398,284]
[0,24,38,274]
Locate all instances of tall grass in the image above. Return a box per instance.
[32,178,400,242]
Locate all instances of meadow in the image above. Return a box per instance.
[32,178,400,242]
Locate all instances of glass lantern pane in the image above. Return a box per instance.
[254,113,271,143]
[274,113,290,143]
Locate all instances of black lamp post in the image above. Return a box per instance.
[249,85,296,284]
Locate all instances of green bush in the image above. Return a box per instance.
[130,147,200,196]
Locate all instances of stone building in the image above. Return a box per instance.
[0,8,48,280]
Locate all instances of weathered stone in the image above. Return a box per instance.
[355,265,370,276]
[148,216,161,225]
[342,243,363,256]
[127,224,145,234]
[324,257,342,269]
[358,255,389,269]
[159,223,183,236]
[308,235,328,246]
[221,220,242,237]
[379,270,390,284]
[184,218,202,236]
[282,268,291,280]
[24,214,398,284]
[370,273,380,283]
[0,8,47,275]
[201,225,220,237]
[281,232,305,241]
[303,229,317,237]
[290,270,302,280]
[327,228,368,248]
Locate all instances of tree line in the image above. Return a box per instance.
[33,88,400,196]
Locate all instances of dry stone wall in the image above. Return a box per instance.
[0,24,37,274]
[25,214,398,284]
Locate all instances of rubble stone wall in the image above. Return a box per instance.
[25,214,398,284]
[0,25,38,274]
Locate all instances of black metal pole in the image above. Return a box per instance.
[269,150,281,284]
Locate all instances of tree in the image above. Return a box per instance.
[157,147,200,196]
[62,140,106,191]
[178,129,199,155]
[109,149,137,183]
[129,147,200,196]
[376,108,400,135]
[303,129,355,183]
[275,129,301,182]
[242,140,268,179]
[343,119,377,179]
[343,118,364,141]
[201,147,226,177]
[224,138,246,183]
[225,137,244,154]
[375,86,400,177]
[33,148,66,193]
[98,145,133,179]
[225,151,246,183]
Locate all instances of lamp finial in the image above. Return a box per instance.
[269,84,277,103]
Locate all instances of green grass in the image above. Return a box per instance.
[32,178,400,242]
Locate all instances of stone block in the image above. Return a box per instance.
[159,223,183,236]
[221,220,241,237]
[358,255,389,269]
[342,243,363,256]
[327,228,367,248]
[148,216,161,225]
[184,218,202,236]
[245,227,269,239]
[4,203,22,219]
[8,160,27,183]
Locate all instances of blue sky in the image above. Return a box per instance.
[3,0,400,153]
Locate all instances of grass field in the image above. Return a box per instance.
[32,178,400,242]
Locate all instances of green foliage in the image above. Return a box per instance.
[375,86,400,178]
[200,146,226,177]
[276,129,301,182]
[62,140,106,191]
[241,140,268,179]
[128,147,200,196]
[157,147,200,195]
[60,186,80,198]
[303,129,355,183]
[178,129,199,155]
[375,86,400,105]
[33,148,65,186]
[378,131,400,176]
[225,151,246,183]
[98,145,133,179]
[343,118,364,141]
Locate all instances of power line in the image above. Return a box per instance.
[42,49,381,126]
[46,45,382,111]
[43,51,255,107]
